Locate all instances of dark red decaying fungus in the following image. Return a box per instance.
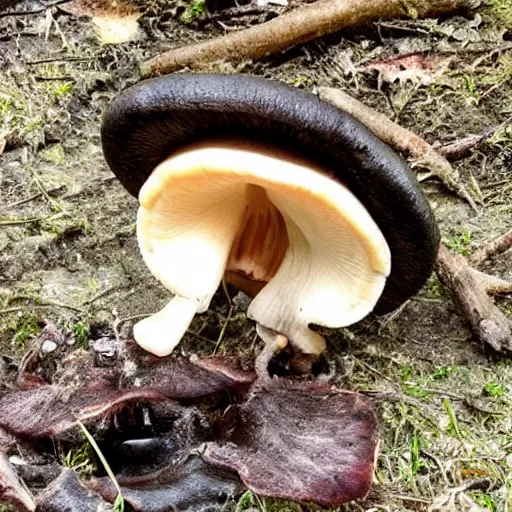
[0,332,380,509]
[205,380,379,507]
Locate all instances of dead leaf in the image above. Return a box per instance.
[364,52,454,86]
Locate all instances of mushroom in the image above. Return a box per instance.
[101,73,439,357]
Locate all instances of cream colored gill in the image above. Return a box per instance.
[134,140,391,357]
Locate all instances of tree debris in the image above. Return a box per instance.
[141,0,478,76]
[436,245,512,353]
[439,124,501,162]
[0,331,380,509]
[469,229,512,267]
[318,86,478,210]
[318,87,512,353]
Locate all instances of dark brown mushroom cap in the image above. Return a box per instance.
[101,73,440,314]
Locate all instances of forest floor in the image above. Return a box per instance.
[1,0,512,511]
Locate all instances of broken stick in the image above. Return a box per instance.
[318,86,478,211]
[436,245,512,353]
[141,0,478,77]
[470,229,512,267]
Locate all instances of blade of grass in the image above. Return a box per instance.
[77,421,124,512]
[213,280,234,354]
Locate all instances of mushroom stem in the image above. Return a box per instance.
[133,296,197,357]
[255,324,289,378]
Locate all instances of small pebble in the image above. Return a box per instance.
[9,455,26,466]
[93,337,117,365]
[41,340,58,354]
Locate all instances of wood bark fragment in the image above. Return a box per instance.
[141,0,477,77]
[436,245,512,353]
[438,125,497,161]
[318,86,478,210]
[0,0,70,18]
[470,230,512,266]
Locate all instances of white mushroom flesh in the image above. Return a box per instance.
[135,140,391,357]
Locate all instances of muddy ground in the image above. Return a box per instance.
[1,0,512,511]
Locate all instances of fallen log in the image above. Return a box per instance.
[141,0,479,76]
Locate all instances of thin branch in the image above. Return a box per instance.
[318,87,478,211]
[470,230,512,266]
[142,0,477,76]
[0,217,47,226]
[5,185,65,209]
[82,286,117,306]
[438,124,501,161]
[0,301,83,314]
[0,0,71,19]
[420,449,451,485]
[26,56,91,65]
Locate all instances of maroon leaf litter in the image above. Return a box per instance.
[0,328,379,510]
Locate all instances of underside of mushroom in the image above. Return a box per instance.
[134,139,391,357]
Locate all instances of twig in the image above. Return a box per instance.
[0,216,47,226]
[32,174,62,212]
[6,193,42,209]
[117,313,151,323]
[390,495,429,504]
[5,185,65,209]
[438,124,501,162]
[187,330,217,345]
[470,230,512,267]
[34,76,74,82]
[436,245,512,353]
[318,87,478,211]
[142,0,477,76]
[421,449,451,486]
[207,5,282,20]
[26,56,91,65]
[2,293,83,313]
[0,0,71,19]
[351,356,395,383]
[0,301,83,314]
[82,286,117,306]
